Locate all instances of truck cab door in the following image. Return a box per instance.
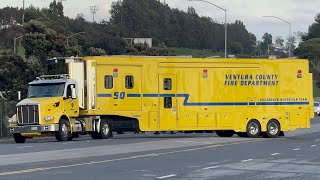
[64,84,79,117]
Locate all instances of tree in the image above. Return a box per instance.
[88,47,107,56]
[262,33,273,45]
[295,38,320,82]
[0,53,40,100]
[294,31,306,44]
[228,42,243,54]
[261,33,273,55]
[295,38,320,60]
[286,35,296,55]
[125,43,174,56]
[303,14,320,41]
[22,20,79,73]
[48,0,64,20]
[275,36,284,47]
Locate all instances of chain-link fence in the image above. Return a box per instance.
[0,99,17,138]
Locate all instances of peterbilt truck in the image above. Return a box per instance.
[8,56,313,143]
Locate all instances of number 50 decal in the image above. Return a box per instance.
[114,92,126,99]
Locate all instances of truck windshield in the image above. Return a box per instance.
[28,83,65,98]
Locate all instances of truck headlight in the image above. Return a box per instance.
[8,118,16,123]
[44,116,54,121]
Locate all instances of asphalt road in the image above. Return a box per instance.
[0,118,320,180]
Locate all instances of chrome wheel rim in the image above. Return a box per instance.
[61,124,68,137]
[102,123,109,135]
[249,122,259,135]
[268,122,278,135]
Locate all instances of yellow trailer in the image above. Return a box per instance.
[8,56,314,143]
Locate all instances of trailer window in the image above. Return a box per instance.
[105,75,113,89]
[164,78,172,90]
[125,76,134,89]
[164,97,172,108]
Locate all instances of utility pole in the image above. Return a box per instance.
[0,98,3,138]
[90,6,98,22]
[22,0,25,24]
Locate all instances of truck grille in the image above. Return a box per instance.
[17,105,40,125]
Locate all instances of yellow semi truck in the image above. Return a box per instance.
[8,56,314,143]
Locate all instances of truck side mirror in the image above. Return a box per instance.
[71,87,76,99]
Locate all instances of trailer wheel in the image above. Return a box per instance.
[55,119,72,142]
[13,133,27,143]
[215,130,235,137]
[246,120,261,138]
[266,119,281,138]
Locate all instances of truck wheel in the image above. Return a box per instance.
[90,132,100,139]
[246,120,261,138]
[55,119,72,142]
[266,119,281,138]
[91,119,112,139]
[99,119,112,139]
[215,130,235,137]
[13,133,27,143]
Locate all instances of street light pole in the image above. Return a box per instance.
[67,32,86,47]
[188,0,227,58]
[262,16,292,58]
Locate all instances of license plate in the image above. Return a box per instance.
[31,127,38,131]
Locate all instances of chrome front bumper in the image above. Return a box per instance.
[8,124,59,133]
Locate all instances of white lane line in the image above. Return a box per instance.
[293,148,301,151]
[62,142,76,145]
[270,153,280,156]
[189,165,203,168]
[17,146,34,149]
[202,166,219,170]
[157,174,177,179]
[315,139,320,142]
[241,159,253,162]
[175,141,193,143]
[132,170,149,172]
[310,145,317,148]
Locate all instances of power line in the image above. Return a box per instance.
[90,5,98,22]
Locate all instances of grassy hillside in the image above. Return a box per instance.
[174,48,224,58]
[314,83,320,98]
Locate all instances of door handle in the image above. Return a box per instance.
[172,106,176,112]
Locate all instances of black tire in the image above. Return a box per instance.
[90,132,100,139]
[246,120,261,138]
[13,133,27,143]
[237,132,248,137]
[266,119,281,138]
[55,119,72,142]
[279,131,285,136]
[99,119,112,139]
[260,132,268,138]
[216,130,235,137]
[91,119,113,139]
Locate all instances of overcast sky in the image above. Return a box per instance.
[1,0,318,42]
